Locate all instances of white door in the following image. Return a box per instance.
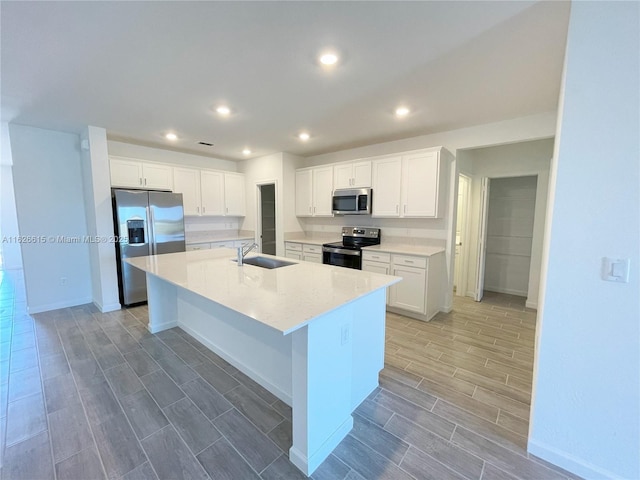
[352,161,372,188]
[142,164,173,190]
[312,166,334,216]
[390,265,427,314]
[224,173,246,216]
[371,157,402,217]
[110,158,142,188]
[333,164,353,189]
[295,169,313,216]
[201,170,225,216]
[173,167,201,216]
[402,151,439,217]
[475,177,490,301]
[454,174,471,296]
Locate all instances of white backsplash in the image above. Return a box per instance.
[184,216,241,233]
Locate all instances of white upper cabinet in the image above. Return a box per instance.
[110,157,173,190]
[201,170,225,216]
[334,160,372,189]
[371,156,402,216]
[172,167,244,217]
[295,166,333,217]
[173,167,201,216]
[372,148,447,218]
[223,172,246,216]
[295,169,313,216]
[312,166,334,216]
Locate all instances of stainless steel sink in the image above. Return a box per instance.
[234,256,296,269]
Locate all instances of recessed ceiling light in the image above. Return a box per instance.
[165,133,178,141]
[319,52,339,66]
[395,107,410,117]
[216,106,231,116]
[298,132,310,141]
[242,148,252,156]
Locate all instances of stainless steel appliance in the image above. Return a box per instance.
[112,189,185,306]
[322,227,381,270]
[332,188,372,215]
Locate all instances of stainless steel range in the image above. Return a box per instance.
[322,227,381,270]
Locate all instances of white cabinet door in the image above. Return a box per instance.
[224,173,246,216]
[402,151,439,217]
[372,156,402,217]
[186,243,211,251]
[312,166,333,216]
[303,253,322,264]
[110,158,143,188]
[201,170,225,216]
[352,161,372,188]
[362,260,390,303]
[333,163,354,189]
[286,251,302,260]
[295,169,313,217]
[390,265,427,314]
[142,163,173,190]
[173,167,201,216]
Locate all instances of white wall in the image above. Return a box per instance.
[9,124,92,313]
[0,123,23,270]
[80,126,120,312]
[461,139,553,307]
[529,3,639,479]
[107,140,238,171]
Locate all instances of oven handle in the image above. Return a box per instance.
[322,246,361,256]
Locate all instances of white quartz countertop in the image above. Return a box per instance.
[126,249,400,335]
[284,236,338,246]
[363,243,446,256]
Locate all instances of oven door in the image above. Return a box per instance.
[322,246,362,270]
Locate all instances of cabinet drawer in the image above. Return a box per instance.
[303,244,322,254]
[362,251,390,263]
[186,243,210,251]
[392,254,427,269]
[211,241,235,248]
[285,242,302,252]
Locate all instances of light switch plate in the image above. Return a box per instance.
[601,257,630,283]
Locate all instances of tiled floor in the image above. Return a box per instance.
[0,269,579,480]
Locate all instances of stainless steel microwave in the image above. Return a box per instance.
[332,188,372,215]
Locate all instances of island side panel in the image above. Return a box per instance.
[290,301,354,476]
[350,288,386,409]
[146,273,179,333]
[176,287,293,404]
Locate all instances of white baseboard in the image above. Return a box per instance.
[148,319,178,334]
[94,301,121,313]
[528,438,620,479]
[484,286,528,297]
[525,300,538,309]
[27,296,93,314]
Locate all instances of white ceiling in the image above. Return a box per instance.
[1,1,570,161]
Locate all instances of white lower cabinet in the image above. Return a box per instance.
[285,242,303,260]
[302,244,323,264]
[186,242,211,251]
[362,250,443,321]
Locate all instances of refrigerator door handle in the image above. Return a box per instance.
[147,205,156,255]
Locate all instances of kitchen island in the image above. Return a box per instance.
[126,248,400,475]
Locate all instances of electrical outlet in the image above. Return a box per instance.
[60,277,67,286]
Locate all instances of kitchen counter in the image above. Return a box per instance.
[126,249,400,475]
[284,234,339,246]
[185,233,254,245]
[363,243,446,256]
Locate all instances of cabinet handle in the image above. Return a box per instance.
[144,178,147,186]
[226,207,229,213]
[139,178,143,186]
[404,205,407,214]
[196,206,200,213]
[314,206,316,213]
[396,204,399,213]
[405,260,414,264]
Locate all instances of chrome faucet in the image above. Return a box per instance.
[237,242,259,266]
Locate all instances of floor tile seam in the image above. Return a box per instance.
[413,370,476,400]
[379,401,456,444]
[449,423,534,464]
[55,309,114,480]
[472,385,531,412]
[352,410,413,462]
[67,309,159,478]
[342,433,420,480]
[379,380,438,412]
[211,428,265,479]
[495,409,530,438]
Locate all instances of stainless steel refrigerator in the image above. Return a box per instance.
[112,189,186,306]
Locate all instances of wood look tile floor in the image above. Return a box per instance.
[0,270,580,480]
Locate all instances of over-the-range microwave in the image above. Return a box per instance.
[332,188,372,215]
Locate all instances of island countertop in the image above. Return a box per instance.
[127,248,400,335]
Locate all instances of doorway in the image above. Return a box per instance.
[258,184,276,255]
[475,175,537,301]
